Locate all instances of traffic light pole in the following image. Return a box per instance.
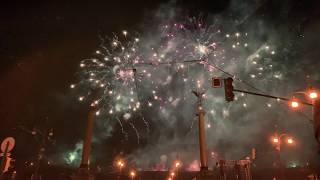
[233,89,313,106]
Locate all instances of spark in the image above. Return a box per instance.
[129,122,140,144]
[198,45,208,54]
[123,30,128,36]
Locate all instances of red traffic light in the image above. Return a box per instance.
[212,77,222,88]
[224,77,234,102]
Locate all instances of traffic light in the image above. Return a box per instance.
[224,77,234,102]
[212,77,222,88]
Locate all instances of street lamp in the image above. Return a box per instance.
[309,91,318,100]
[129,170,136,180]
[116,159,125,178]
[117,160,125,172]
[273,137,279,143]
[288,89,318,109]
[175,161,181,169]
[289,100,299,109]
[271,133,295,179]
[289,89,320,143]
[173,160,181,180]
[287,138,293,144]
[272,134,295,148]
[170,172,175,180]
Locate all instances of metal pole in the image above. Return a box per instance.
[198,105,208,170]
[233,89,313,106]
[276,142,283,179]
[33,146,41,180]
[34,131,47,180]
[80,104,97,170]
[275,137,286,180]
[314,99,320,143]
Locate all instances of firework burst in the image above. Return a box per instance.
[71,17,280,146]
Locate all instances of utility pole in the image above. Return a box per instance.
[273,133,285,180]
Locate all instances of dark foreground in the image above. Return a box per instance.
[2,167,319,180]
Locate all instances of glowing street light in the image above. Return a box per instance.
[174,161,181,168]
[117,160,124,167]
[290,100,299,109]
[129,170,136,180]
[117,160,125,172]
[271,133,295,179]
[309,91,318,100]
[272,135,294,146]
[289,89,320,144]
[169,172,175,180]
[287,138,294,144]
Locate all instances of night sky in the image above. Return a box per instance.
[1,0,320,169]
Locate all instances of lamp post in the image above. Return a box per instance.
[288,90,320,144]
[271,133,295,179]
[170,172,175,180]
[129,170,136,180]
[116,160,125,178]
[174,160,181,180]
[307,90,320,144]
[314,99,320,144]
